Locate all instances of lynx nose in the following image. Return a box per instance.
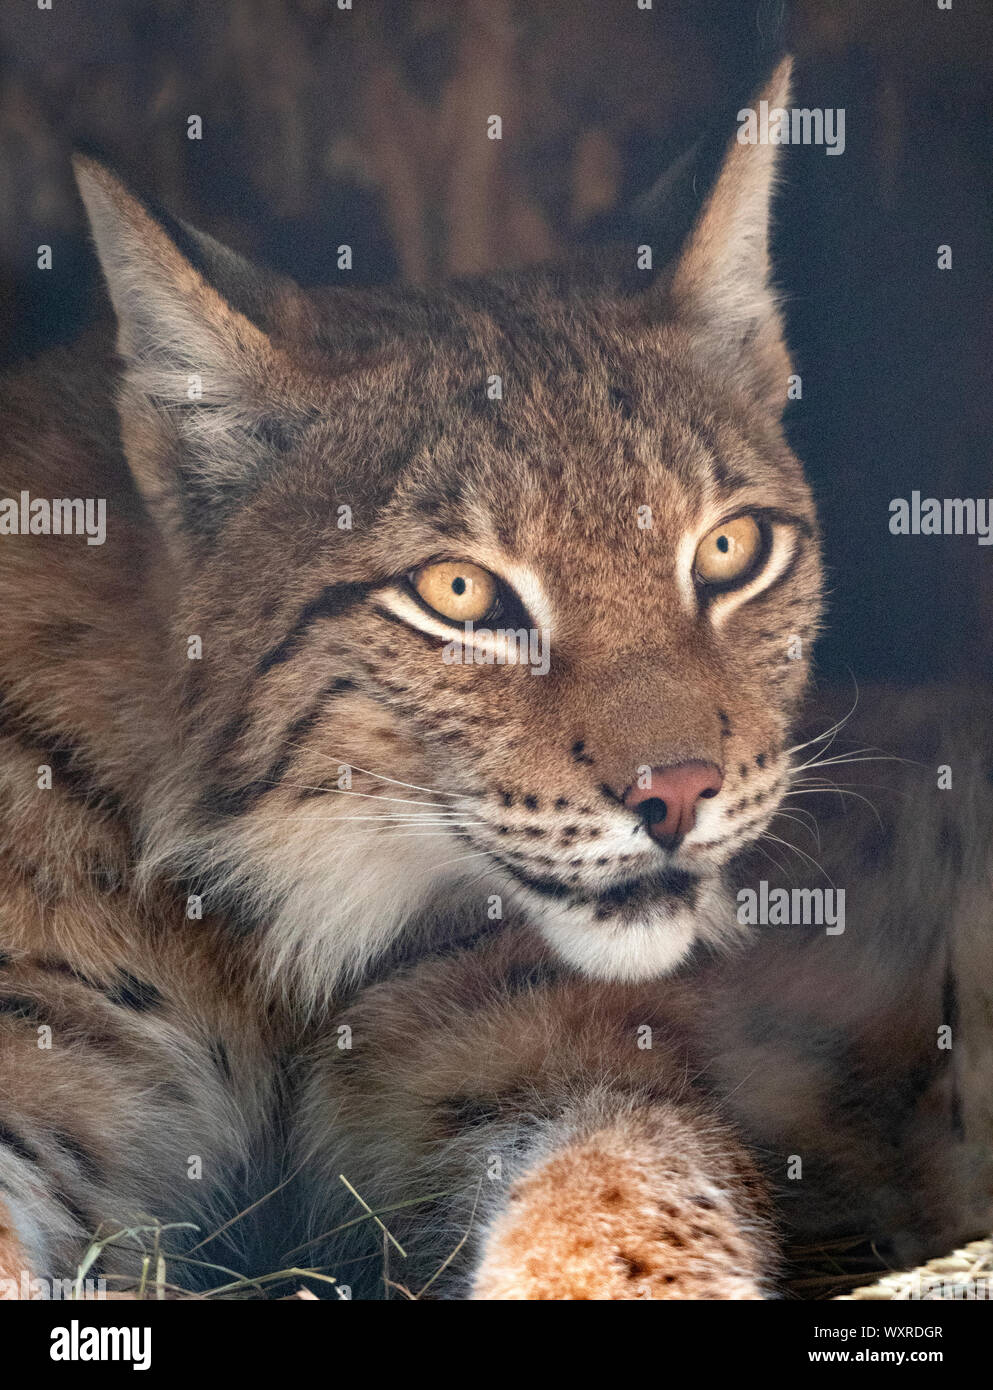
[623,762,724,850]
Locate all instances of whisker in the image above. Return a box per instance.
[320,822,483,832]
[788,776,914,803]
[798,751,922,772]
[773,801,820,831]
[291,813,475,823]
[279,820,486,836]
[428,849,497,873]
[785,682,861,757]
[792,744,882,773]
[770,807,822,850]
[781,784,886,830]
[317,829,473,848]
[286,746,467,802]
[750,837,794,879]
[759,831,837,890]
[274,784,458,810]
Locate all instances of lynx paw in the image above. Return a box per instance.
[471,1126,771,1300]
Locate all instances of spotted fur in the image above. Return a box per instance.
[296,686,993,1298]
[0,60,987,1297]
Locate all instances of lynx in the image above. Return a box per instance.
[0,59,989,1298]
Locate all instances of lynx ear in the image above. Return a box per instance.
[73,156,314,531]
[668,57,793,411]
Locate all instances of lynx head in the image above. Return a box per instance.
[76,58,821,993]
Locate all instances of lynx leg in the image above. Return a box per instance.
[300,931,778,1300]
[0,938,279,1297]
[472,1105,773,1300]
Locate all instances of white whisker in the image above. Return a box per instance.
[781,784,885,830]
[428,849,497,873]
[785,683,861,757]
[276,784,458,809]
[288,813,476,824]
[287,745,467,802]
[770,807,821,850]
[317,829,470,848]
[759,830,837,889]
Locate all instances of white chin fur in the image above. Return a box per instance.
[534,879,737,982]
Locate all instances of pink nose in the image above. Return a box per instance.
[623,762,724,849]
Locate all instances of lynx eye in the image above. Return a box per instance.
[694,515,764,587]
[411,561,499,623]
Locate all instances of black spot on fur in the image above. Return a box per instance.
[34,957,103,992]
[210,712,251,767]
[211,1039,234,1083]
[490,854,571,898]
[658,1226,688,1249]
[592,868,697,918]
[436,1095,501,1136]
[54,1130,103,1185]
[0,994,51,1024]
[608,386,634,419]
[0,1120,40,1166]
[710,458,751,496]
[0,689,124,820]
[105,972,163,1014]
[502,960,560,996]
[202,676,358,817]
[257,580,372,674]
[250,415,299,454]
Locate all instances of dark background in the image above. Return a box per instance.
[1,0,990,684]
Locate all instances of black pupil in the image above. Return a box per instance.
[451,576,467,595]
[716,534,730,553]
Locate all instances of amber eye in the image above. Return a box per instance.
[411,560,499,623]
[693,515,764,586]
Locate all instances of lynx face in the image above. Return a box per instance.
[76,61,820,990]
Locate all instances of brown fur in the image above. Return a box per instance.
[0,58,988,1297]
[307,684,991,1296]
[472,1115,770,1300]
